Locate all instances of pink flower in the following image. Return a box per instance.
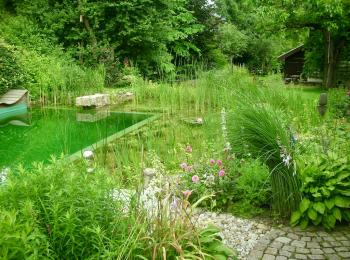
[192,175,200,183]
[180,162,188,170]
[218,169,225,177]
[217,160,223,166]
[185,145,193,153]
[182,190,192,197]
[209,159,216,165]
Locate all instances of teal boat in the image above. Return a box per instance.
[0,89,29,126]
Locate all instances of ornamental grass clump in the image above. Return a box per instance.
[228,100,301,217]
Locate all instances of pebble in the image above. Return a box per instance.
[192,211,273,259]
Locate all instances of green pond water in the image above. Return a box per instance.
[0,108,151,168]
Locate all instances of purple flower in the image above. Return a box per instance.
[209,159,216,165]
[217,159,223,166]
[182,190,192,197]
[192,175,200,183]
[180,162,188,170]
[185,145,193,153]
[218,169,225,177]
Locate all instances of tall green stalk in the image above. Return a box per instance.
[228,99,301,216]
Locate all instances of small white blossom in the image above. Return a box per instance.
[83,150,94,159]
[0,168,9,184]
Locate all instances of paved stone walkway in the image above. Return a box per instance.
[247,225,350,260]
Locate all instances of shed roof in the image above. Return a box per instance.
[0,89,28,105]
[278,44,304,61]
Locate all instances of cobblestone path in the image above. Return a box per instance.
[247,226,350,260]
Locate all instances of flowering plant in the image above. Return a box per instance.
[178,145,236,210]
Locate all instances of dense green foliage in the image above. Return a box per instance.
[0,162,236,259]
[0,16,105,104]
[0,41,29,95]
[2,0,202,78]
[269,0,350,87]
[291,153,350,230]
[228,99,301,216]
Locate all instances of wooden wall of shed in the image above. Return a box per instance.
[336,44,350,87]
[284,51,305,78]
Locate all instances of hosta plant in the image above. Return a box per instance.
[291,152,350,230]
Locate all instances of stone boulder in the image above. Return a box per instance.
[76,93,110,108]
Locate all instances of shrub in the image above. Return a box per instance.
[0,41,29,95]
[328,88,350,118]
[291,152,350,230]
[179,146,236,211]
[230,159,271,217]
[0,16,105,104]
[228,100,301,217]
[0,159,236,259]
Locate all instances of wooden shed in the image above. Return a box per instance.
[278,45,305,83]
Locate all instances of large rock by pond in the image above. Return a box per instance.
[76,93,110,108]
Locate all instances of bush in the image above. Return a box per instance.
[230,159,271,217]
[291,152,350,230]
[178,145,236,211]
[0,41,29,95]
[0,163,131,259]
[228,99,301,217]
[0,16,105,104]
[0,160,237,259]
[328,88,350,118]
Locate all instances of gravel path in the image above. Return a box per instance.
[193,211,273,259]
[193,211,350,260]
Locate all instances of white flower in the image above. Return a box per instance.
[86,167,95,173]
[196,117,203,124]
[83,150,94,159]
[0,168,9,184]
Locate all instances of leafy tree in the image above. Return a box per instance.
[216,23,247,61]
[215,0,296,74]
[4,0,202,78]
[270,0,350,87]
[186,0,223,67]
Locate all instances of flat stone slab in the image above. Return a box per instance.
[247,226,350,260]
[76,93,110,108]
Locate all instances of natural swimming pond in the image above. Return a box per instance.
[0,108,153,168]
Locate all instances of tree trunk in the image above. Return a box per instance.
[77,0,98,61]
[323,30,336,88]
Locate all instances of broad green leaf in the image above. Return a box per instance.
[307,208,318,221]
[342,210,350,221]
[209,243,235,255]
[332,207,342,221]
[290,210,301,226]
[334,196,350,208]
[200,236,215,244]
[325,198,335,210]
[213,255,228,260]
[320,187,330,197]
[323,214,336,230]
[338,190,350,196]
[300,218,309,229]
[299,198,311,213]
[313,202,325,214]
[312,214,322,226]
